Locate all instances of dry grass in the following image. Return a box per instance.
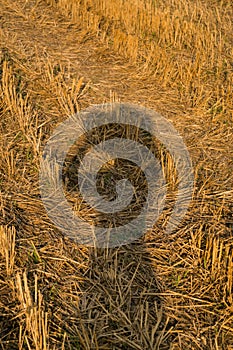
[47,0,233,122]
[0,0,233,349]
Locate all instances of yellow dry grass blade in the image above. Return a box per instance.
[0,225,16,276]
[16,272,48,350]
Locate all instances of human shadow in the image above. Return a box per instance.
[60,114,177,349]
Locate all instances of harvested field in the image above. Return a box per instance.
[0,0,233,349]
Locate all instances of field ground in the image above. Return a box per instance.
[0,0,233,349]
